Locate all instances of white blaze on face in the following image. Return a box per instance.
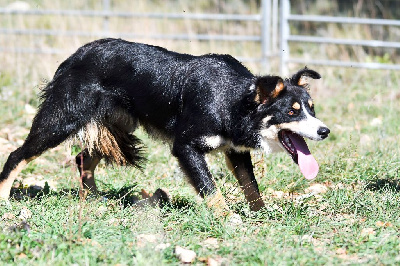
[279,105,327,141]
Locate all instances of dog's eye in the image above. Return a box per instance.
[288,110,295,116]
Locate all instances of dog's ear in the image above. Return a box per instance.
[291,67,321,87]
[255,76,284,104]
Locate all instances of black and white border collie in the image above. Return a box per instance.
[0,39,329,216]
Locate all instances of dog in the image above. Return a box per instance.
[0,38,330,216]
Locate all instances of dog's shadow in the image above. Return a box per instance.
[365,178,400,192]
[9,184,192,209]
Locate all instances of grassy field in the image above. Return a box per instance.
[1,1,400,265]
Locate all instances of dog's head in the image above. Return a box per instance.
[254,68,330,180]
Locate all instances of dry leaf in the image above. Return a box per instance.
[336,247,346,255]
[17,253,27,259]
[361,228,376,236]
[81,239,102,248]
[175,246,196,263]
[375,221,385,227]
[2,212,15,220]
[199,256,226,266]
[376,221,393,228]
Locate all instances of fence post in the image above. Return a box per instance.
[261,0,271,72]
[280,0,290,76]
[272,0,278,54]
[103,0,110,36]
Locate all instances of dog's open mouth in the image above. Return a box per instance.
[278,130,319,180]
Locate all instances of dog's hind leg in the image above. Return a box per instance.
[75,149,101,193]
[0,152,37,200]
[225,150,265,211]
[0,103,86,199]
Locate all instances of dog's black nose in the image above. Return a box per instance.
[317,127,330,139]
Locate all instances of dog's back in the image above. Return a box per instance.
[46,38,255,140]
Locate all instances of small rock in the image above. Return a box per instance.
[95,206,108,217]
[206,256,226,266]
[175,246,196,263]
[370,117,382,126]
[155,242,170,251]
[136,234,158,247]
[203,237,219,248]
[18,207,32,220]
[227,213,242,225]
[207,257,219,266]
[305,184,328,194]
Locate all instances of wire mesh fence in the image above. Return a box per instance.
[1,0,399,74]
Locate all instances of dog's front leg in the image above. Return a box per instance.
[172,143,230,217]
[225,150,265,211]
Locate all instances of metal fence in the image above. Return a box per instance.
[1,0,400,74]
[279,0,400,75]
[0,0,279,72]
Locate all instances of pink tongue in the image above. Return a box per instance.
[288,133,319,180]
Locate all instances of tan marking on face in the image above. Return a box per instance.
[271,80,284,99]
[308,99,313,108]
[292,102,300,110]
[298,75,309,86]
[278,105,328,141]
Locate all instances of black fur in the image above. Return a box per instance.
[0,38,328,209]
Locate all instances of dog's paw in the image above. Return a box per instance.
[135,188,171,208]
[151,188,171,207]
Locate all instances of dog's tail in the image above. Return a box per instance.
[73,118,145,168]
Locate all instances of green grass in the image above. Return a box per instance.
[1,0,400,263]
[1,68,400,265]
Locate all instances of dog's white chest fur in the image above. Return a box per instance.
[201,133,282,155]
